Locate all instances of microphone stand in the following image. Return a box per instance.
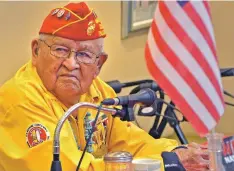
[51,102,118,171]
[120,105,135,121]
[162,101,188,144]
[148,89,165,139]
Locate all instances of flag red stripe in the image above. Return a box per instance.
[145,43,209,135]
[160,2,223,103]
[151,20,220,121]
[183,2,217,61]
[203,1,212,20]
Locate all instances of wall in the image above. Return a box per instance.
[0,1,233,138]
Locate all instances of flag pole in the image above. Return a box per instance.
[211,128,216,134]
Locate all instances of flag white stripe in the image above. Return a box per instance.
[191,1,216,47]
[155,6,224,115]
[148,28,217,130]
[165,1,223,92]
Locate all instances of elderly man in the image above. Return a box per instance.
[0,2,208,171]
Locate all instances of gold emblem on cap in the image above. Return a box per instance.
[57,9,65,18]
[96,19,104,30]
[99,30,105,37]
[87,21,96,36]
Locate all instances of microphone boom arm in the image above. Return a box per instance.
[51,102,117,171]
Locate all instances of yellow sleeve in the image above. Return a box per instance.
[0,157,5,171]
[0,101,104,171]
[107,117,179,170]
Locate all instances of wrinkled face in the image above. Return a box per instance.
[31,35,107,107]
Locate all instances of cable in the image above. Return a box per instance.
[159,100,182,114]
[225,101,234,107]
[76,103,103,171]
[224,90,234,99]
[154,111,184,122]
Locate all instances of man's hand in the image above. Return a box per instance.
[173,142,209,171]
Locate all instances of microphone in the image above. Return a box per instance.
[102,88,157,106]
[220,68,234,77]
[105,80,123,94]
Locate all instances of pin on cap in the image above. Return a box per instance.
[65,12,71,20]
[57,9,65,18]
[51,9,59,16]
[93,11,97,18]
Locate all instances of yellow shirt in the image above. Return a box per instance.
[0,61,178,171]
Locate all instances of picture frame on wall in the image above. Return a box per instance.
[121,1,158,39]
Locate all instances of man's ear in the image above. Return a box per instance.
[94,53,108,77]
[31,39,40,66]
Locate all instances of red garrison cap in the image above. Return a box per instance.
[39,2,106,41]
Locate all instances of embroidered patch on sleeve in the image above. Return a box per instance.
[26,123,50,148]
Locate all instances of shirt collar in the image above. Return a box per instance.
[79,78,101,104]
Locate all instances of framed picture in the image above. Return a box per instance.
[121,1,158,39]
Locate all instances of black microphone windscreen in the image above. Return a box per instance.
[106,80,122,93]
[102,98,116,105]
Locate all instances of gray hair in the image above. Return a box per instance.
[38,33,53,41]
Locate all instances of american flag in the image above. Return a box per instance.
[145,0,225,136]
